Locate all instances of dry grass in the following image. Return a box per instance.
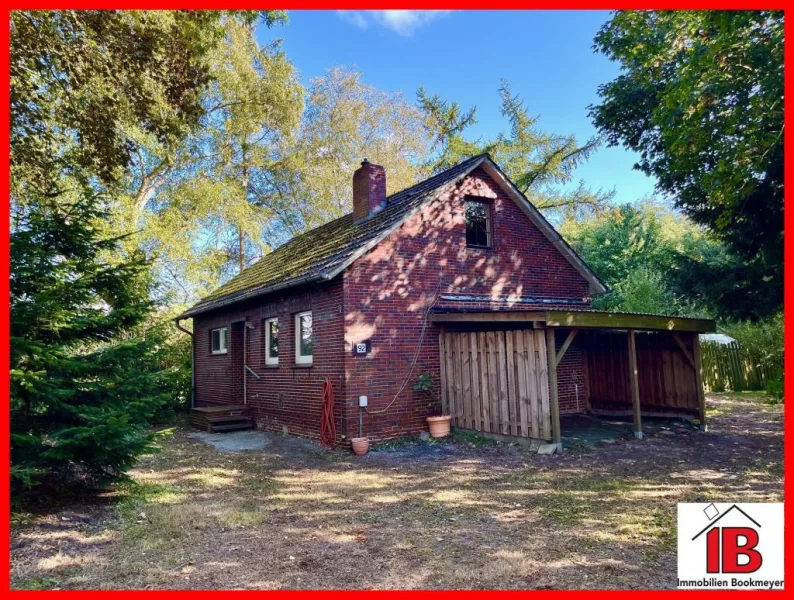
[10,393,783,590]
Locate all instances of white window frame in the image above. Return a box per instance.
[294,311,313,365]
[210,327,228,355]
[264,317,279,366]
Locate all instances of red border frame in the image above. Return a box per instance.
[2,3,790,595]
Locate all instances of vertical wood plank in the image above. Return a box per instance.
[505,331,518,436]
[439,333,448,415]
[496,332,510,435]
[545,327,560,446]
[448,334,458,426]
[581,343,591,411]
[469,332,480,431]
[479,332,490,433]
[516,330,530,438]
[526,330,540,439]
[454,334,464,427]
[444,334,456,423]
[692,333,707,429]
[486,332,499,433]
[627,329,642,437]
[536,330,550,440]
[461,333,472,430]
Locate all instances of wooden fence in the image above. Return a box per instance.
[700,341,776,392]
[440,330,551,440]
[585,331,701,416]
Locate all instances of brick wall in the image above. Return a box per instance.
[191,166,593,443]
[192,281,346,442]
[342,167,592,441]
[553,332,588,415]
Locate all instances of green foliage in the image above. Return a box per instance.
[560,200,709,315]
[721,313,783,396]
[668,241,782,322]
[412,372,435,393]
[128,63,427,302]
[261,68,429,231]
[10,10,267,192]
[418,80,613,219]
[10,198,180,497]
[9,10,265,499]
[591,10,783,319]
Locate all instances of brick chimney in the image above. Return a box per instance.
[353,159,387,221]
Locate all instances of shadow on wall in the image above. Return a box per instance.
[342,169,589,432]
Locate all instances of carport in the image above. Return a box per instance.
[431,309,716,452]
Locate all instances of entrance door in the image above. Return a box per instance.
[439,330,551,440]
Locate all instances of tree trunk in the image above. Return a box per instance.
[238,145,249,274]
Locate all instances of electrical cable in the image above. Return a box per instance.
[365,274,444,415]
[320,377,336,447]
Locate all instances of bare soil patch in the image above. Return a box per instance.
[11,393,783,590]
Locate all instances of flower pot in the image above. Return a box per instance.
[351,437,370,456]
[426,415,452,438]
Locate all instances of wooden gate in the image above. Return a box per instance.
[439,330,551,440]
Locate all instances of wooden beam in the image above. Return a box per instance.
[545,327,562,452]
[430,310,717,333]
[627,329,643,439]
[544,311,716,333]
[672,333,696,370]
[430,311,546,323]
[556,329,579,365]
[692,333,707,431]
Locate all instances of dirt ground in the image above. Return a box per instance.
[10,393,783,590]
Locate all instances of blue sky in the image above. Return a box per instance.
[257,10,657,205]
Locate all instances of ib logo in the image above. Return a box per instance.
[677,503,784,589]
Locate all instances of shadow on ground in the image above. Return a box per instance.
[10,393,783,590]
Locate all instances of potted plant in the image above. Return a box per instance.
[350,437,369,456]
[414,373,451,438]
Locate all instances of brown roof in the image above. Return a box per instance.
[179,154,607,318]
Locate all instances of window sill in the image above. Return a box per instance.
[264,364,279,369]
[466,245,492,250]
[210,351,228,356]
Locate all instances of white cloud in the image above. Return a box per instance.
[337,10,452,36]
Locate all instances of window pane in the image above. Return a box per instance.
[211,328,226,352]
[211,329,220,351]
[465,201,490,247]
[299,314,313,356]
[268,320,279,358]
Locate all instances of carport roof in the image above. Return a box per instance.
[429,308,716,333]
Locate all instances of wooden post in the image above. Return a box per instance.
[545,327,562,452]
[627,329,643,439]
[692,333,707,431]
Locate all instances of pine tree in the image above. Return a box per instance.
[10,194,176,497]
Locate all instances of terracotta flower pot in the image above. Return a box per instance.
[351,437,370,456]
[426,415,452,438]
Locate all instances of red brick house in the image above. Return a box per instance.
[177,154,714,448]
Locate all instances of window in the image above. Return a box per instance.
[465,199,492,248]
[210,327,228,354]
[265,318,279,366]
[295,311,313,365]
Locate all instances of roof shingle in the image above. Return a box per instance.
[180,154,489,318]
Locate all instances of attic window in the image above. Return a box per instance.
[465,199,492,248]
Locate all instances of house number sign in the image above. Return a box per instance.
[353,340,371,356]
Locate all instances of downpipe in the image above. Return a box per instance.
[174,318,195,409]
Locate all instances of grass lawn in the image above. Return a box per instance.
[11,393,783,590]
